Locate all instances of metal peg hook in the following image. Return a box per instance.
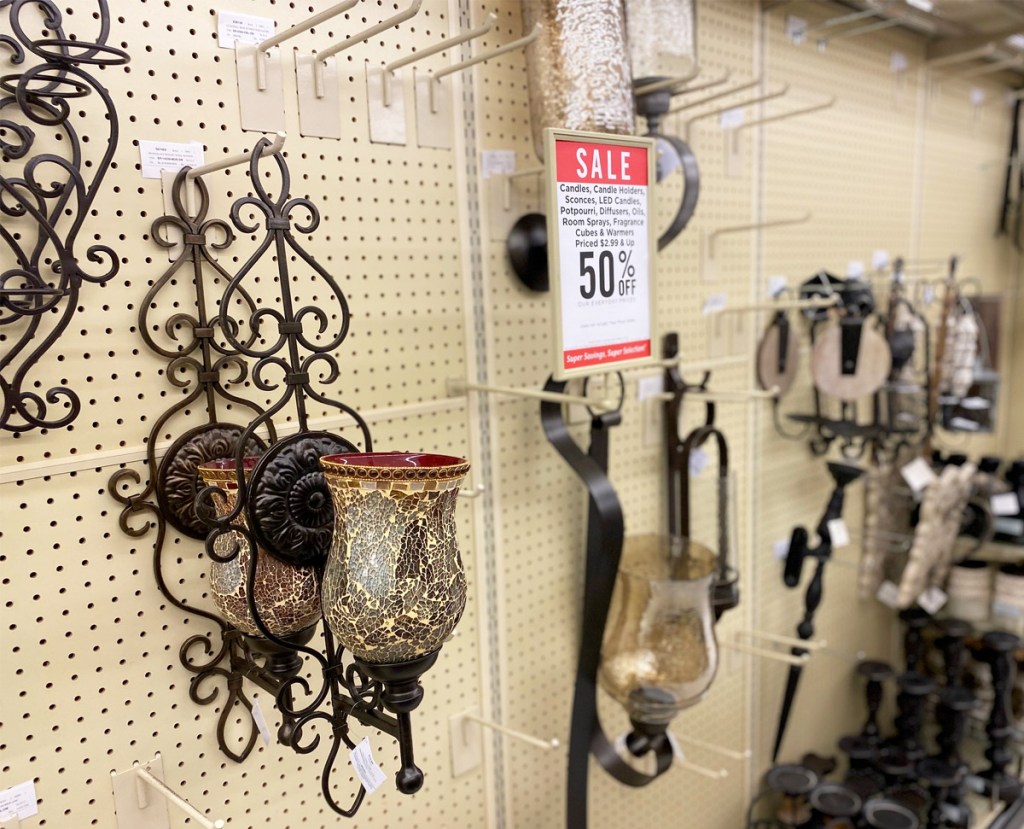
[111,754,225,829]
[427,24,541,113]
[683,84,790,141]
[447,377,618,414]
[502,166,544,210]
[252,1,358,90]
[665,732,730,778]
[633,63,702,97]
[183,131,287,217]
[671,732,752,761]
[463,713,560,750]
[457,482,486,499]
[669,76,762,114]
[707,212,811,256]
[652,385,780,403]
[721,637,811,666]
[380,12,497,106]
[311,0,424,97]
[736,97,836,131]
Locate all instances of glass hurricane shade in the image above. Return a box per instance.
[197,458,322,637]
[319,452,470,665]
[599,535,719,726]
[625,0,697,80]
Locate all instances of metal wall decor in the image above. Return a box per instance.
[109,143,459,817]
[0,0,128,432]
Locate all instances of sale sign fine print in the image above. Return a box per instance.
[546,129,658,380]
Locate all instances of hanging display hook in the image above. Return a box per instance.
[251,1,359,90]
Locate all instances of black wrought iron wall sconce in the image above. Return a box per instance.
[541,367,727,829]
[1,0,128,432]
[109,141,468,817]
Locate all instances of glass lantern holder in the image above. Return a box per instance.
[109,145,445,817]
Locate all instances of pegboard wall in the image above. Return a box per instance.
[1,2,1020,829]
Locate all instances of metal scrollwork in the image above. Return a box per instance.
[1,0,128,432]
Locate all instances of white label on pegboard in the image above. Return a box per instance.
[786,15,807,44]
[767,275,788,297]
[480,150,516,180]
[992,492,1021,516]
[846,260,865,279]
[637,374,662,402]
[918,586,947,615]
[217,10,275,49]
[689,447,709,477]
[0,781,38,820]
[993,601,1024,619]
[994,517,1024,536]
[702,292,728,315]
[251,699,272,746]
[350,738,387,794]
[876,580,901,609]
[773,537,791,561]
[139,140,205,179]
[720,107,745,130]
[890,51,908,73]
[969,87,985,106]
[901,457,937,494]
[872,250,889,270]
[827,518,850,549]
[922,284,935,306]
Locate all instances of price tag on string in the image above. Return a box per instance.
[720,107,745,130]
[827,518,850,549]
[773,538,791,561]
[901,457,937,494]
[702,293,728,315]
[350,737,387,794]
[251,698,272,746]
[918,586,947,615]
[547,129,657,380]
[872,250,890,270]
[767,275,788,297]
[876,580,901,609]
[992,492,1021,516]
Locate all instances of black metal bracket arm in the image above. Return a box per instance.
[540,376,673,829]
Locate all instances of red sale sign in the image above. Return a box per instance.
[546,130,657,379]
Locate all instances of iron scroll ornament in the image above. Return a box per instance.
[0,0,128,432]
[540,376,673,829]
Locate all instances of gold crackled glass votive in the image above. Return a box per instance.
[197,458,322,637]
[319,452,470,665]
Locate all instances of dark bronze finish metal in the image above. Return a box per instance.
[1,0,128,432]
[975,631,1023,803]
[891,671,936,761]
[772,461,864,761]
[858,660,894,744]
[900,608,932,674]
[540,376,672,829]
[663,333,739,617]
[936,618,972,687]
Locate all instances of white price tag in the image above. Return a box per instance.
[773,537,791,561]
[138,140,205,180]
[251,698,272,746]
[637,374,662,402]
[767,275,788,298]
[876,580,901,609]
[689,447,709,477]
[0,781,38,820]
[785,15,807,44]
[992,601,1024,619]
[846,260,865,279]
[901,457,937,494]
[992,492,1021,517]
[702,292,728,315]
[217,10,275,49]
[827,518,850,549]
[969,87,985,107]
[960,396,991,411]
[922,284,935,306]
[549,132,655,379]
[720,107,745,130]
[994,517,1024,536]
[350,737,388,794]
[890,51,908,73]
[918,586,947,615]
[872,249,890,270]
[480,149,516,180]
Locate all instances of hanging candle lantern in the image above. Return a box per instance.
[319,452,470,665]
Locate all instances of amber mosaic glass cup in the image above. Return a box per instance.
[197,458,322,637]
[319,452,470,665]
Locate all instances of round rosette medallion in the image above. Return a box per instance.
[245,431,358,568]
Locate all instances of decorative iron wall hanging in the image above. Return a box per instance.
[110,141,466,818]
[1,0,128,432]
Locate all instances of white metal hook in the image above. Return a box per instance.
[502,166,544,210]
[379,11,496,106]
[735,629,827,651]
[182,131,286,217]
[463,713,560,750]
[457,482,486,499]
[664,733,730,778]
[426,24,541,113]
[633,63,703,97]
[652,354,750,372]
[799,1,895,35]
[669,76,763,114]
[737,96,836,131]
[447,378,617,414]
[684,84,790,140]
[706,212,811,259]
[253,1,358,90]
[651,385,780,403]
[819,16,903,46]
[668,70,733,97]
[716,295,838,314]
[671,732,752,761]
[111,754,225,829]
[720,638,811,666]
[926,42,998,69]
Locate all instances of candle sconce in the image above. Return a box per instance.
[1,0,129,432]
[109,141,466,817]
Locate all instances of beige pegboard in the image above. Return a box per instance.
[3,2,1022,829]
